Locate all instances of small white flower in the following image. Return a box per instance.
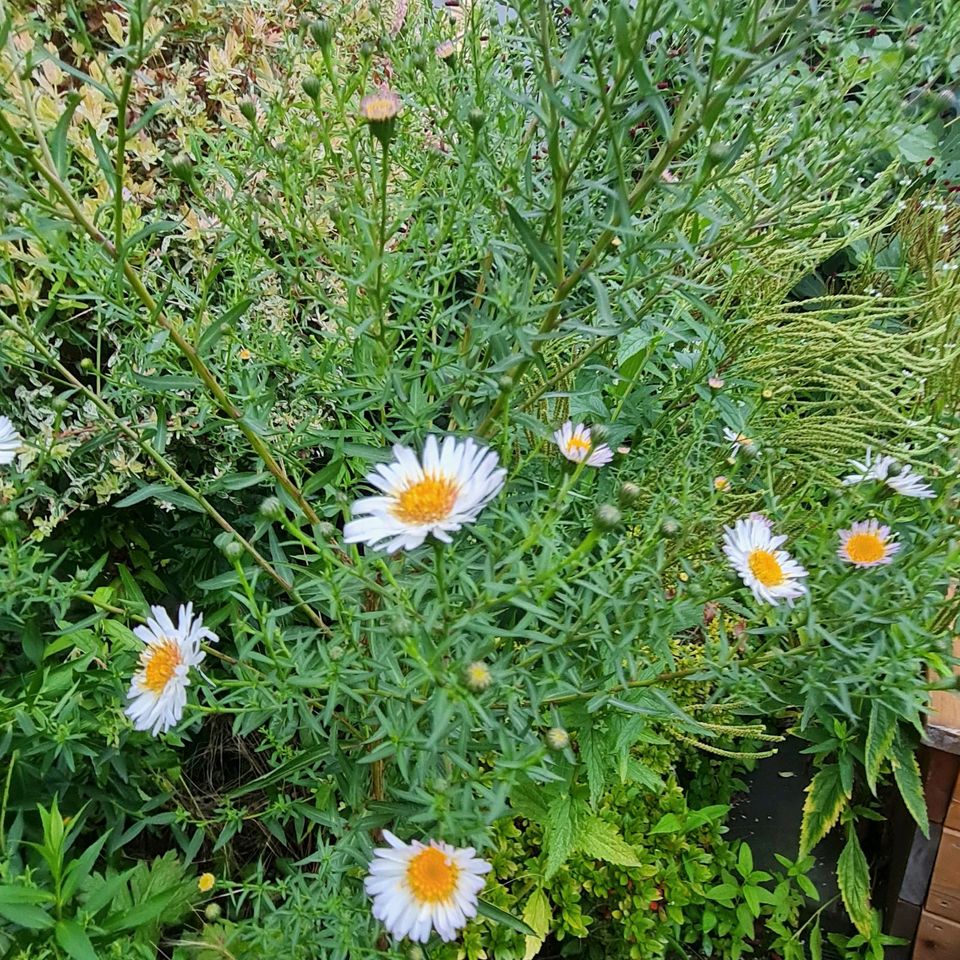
[723,427,756,457]
[837,519,901,568]
[842,449,935,499]
[0,416,22,466]
[365,831,492,943]
[124,603,216,736]
[722,515,808,606]
[343,436,506,553]
[553,421,613,467]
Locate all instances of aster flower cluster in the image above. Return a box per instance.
[722,449,935,606]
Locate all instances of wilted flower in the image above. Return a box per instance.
[722,516,808,606]
[365,832,491,942]
[343,435,506,553]
[723,427,756,458]
[0,415,22,465]
[843,449,935,499]
[465,661,492,691]
[554,421,613,467]
[124,603,217,736]
[837,519,901,568]
[713,475,730,492]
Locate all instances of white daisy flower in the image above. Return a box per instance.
[343,435,506,553]
[842,449,935,499]
[837,519,901,568]
[553,421,613,467]
[0,416,22,465]
[722,515,808,606]
[364,831,492,943]
[124,603,217,736]
[723,427,756,457]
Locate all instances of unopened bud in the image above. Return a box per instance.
[315,521,336,539]
[546,727,570,750]
[80,357,95,371]
[204,903,222,921]
[169,153,195,184]
[468,107,485,132]
[310,17,334,48]
[258,496,284,521]
[51,395,69,412]
[407,947,425,960]
[238,99,258,124]
[594,504,621,530]
[707,141,732,165]
[885,461,904,478]
[328,644,344,661]
[660,517,680,538]
[392,615,413,636]
[498,374,514,392]
[618,482,640,507]
[302,74,322,101]
[761,388,774,400]
[465,661,492,691]
[359,40,376,59]
[222,539,245,561]
[413,53,429,72]
[0,509,18,526]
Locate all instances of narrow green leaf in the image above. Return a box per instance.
[864,702,896,794]
[891,735,929,837]
[476,899,536,937]
[809,919,823,960]
[55,919,99,960]
[836,829,874,939]
[0,901,55,929]
[579,726,606,808]
[799,765,847,856]
[504,201,557,281]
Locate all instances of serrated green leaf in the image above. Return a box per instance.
[864,702,896,794]
[575,816,641,867]
[579,726,606,808]
[522,888,551,960]
[543,795,579,879]
[809,919,823,960]
[836,829,873,939]
[891,735,929,837]
[800,765,847,856]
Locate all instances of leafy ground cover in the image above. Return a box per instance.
[0,0,959,958]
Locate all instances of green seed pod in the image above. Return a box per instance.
[618,482,641,507]
[302,74,322,100]
[594,504,622,530]
[468,107,485,132]
[707,141,732,165]
[51,395,70,413]
[204,903,222,921]
[258,496,284,521]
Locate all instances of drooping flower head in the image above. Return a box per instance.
[124,603,216,736]
[0,416,22,466]
[722,515,808,606]
[837,519,901,568]
[723,427,756,458]
[365,831,492,943]
[842,448,935,499]
[554,421,613,467]
[343,435,506,553]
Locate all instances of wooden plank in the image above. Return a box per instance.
[931,828,960,893]
[926,883,960,924]
[913,910,960,959]
[923,749,960,825]
[924,615,960,755]
[945,800,960,833]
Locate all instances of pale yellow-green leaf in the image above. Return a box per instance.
[799,765,847,857]
[576,816,642,867]
[522,888,551,960]
[837,830,874,939]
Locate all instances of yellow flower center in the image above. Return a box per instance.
[361,96,398,121]
[406,846,460,904]
[198,873,215,892]
[392,475,459,525]
[845,532,886,564]
[140,639,182,694]
[566,435,591,454]
[747,549,784,587]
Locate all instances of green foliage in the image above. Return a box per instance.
[0,0,958,956]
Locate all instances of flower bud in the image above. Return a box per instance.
[413,52,429,72]
[546,727,570,750]
[310,17,334,48]
[328,644,344,661]
[407,947,425,960]
[51,395,69,412]
[80,357,95,371]
[315,521,336,539]
[392,614,413,636]
[0,509,18,526]
[465,661,492,691]
[436,39,457,62]
[169,153,195,184]
[618,482,640,507]
[204,903,222,921]
[660,517,680,538]
[222,539,245,561]
[468,108,485,132]
[359,40,376,59]
[761,387,774,400]
[594,504,621,530]
[707,141,732,165]
[302,74,322,101]
[885,461,904,478]
[258,496,284,521]
[498,374,514,392]
[238,99,258,124]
